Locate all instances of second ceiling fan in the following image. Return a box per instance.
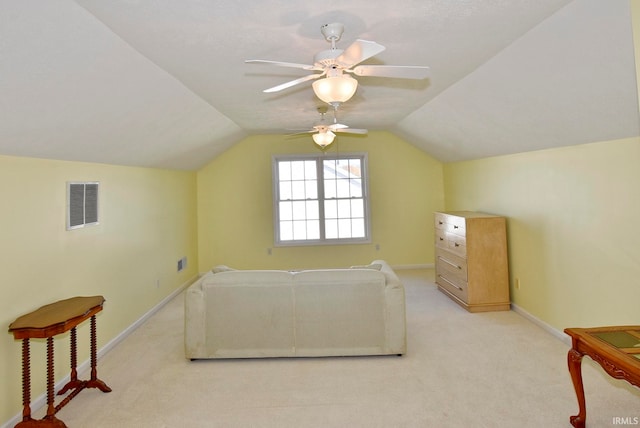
[246,23,430,105]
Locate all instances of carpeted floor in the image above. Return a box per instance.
[41,269,640,427]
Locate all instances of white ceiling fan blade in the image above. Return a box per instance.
[263,73,324,93]
[287,130,315,136]
[245,59,318,70]
[335,128,368,135]
[336,39,386,68]
[351,65,430,79]
[329,123,349,131]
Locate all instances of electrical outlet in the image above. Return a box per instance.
[156,279,160,289]
[515,278,521,290]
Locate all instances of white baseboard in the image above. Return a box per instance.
[511,302,571,346]
[1,275,197,428]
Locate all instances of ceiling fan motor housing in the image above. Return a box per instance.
[314,49,345,68]
[321,23,344,42]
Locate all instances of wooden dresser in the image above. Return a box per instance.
[434,211,510,312]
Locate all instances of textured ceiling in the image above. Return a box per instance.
[0,0,638,170]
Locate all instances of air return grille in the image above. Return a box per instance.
[67,182,99,230]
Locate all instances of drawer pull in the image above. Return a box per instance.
[439,237,444,241]
[453,225,459,229]
[438,256,462,270]
[438,275,463,291]
[454,243,460,247]
[438,221,443,225]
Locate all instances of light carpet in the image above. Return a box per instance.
[37,269,640,427]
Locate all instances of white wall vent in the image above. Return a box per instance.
[67,181,99,230]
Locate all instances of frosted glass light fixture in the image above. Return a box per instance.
[312,131,336,148]
[312,71,358,106]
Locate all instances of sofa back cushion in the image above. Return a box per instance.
[202,270,295,357]
[293,269,387,354]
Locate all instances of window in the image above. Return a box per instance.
[273,153,370,245]
[67,181,99,230]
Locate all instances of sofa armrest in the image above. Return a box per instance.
[184,273,212,359]
[372,260,407,354]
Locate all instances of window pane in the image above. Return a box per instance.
[279,181,291,201]
[292,201,306,220]
[338,219,352,238]
[280,221,293,240]
[337,199,351,218]
[291,181,305,199]
[306,201,319,220]
[350,179,362,197]
[293,220,307,240]
[305,161,317,179]
[279,201,292,221]
[325,219,338,239]
[305,180,317,199]
[324,200,337,219]
[351,199,364,218]
[352,219,365,238]
[291,161,305,180]
[279,162,291,181]
[336,179,350,198]
[307,220,320,240]
[325,180,336,199]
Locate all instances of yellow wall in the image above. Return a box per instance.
[197,131,444,270]
[441,0,640,332]
[442,137,640,330]
[0,155,198,423]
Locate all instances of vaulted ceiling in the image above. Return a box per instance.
[1,0,638,170]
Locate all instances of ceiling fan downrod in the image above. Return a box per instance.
[321,23,344,50]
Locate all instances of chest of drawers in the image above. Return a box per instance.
[435,211,510,312]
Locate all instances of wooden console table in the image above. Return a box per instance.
[564,326,640,428]
[8,296,111,428]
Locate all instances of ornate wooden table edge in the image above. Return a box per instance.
[8,296,112,428]
[564,325,640,428]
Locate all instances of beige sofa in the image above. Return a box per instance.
[184,260,406,359]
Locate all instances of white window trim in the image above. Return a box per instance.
[272,153,371,247]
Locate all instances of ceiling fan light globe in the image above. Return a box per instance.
[312,75,358,105]
[312,131,336,148]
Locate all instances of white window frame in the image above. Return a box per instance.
[66,181,99,230]
[272,153,371,246]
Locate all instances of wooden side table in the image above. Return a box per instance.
[8,296,111,428]
[564,326,640,428]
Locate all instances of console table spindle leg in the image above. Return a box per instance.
[87,315,111,392]
[20,338,32,422]
[58,327,81,395]
[46,337,55,418]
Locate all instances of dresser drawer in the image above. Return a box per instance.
[436,272,468,302]
[435,230,466,257]
[436,249,468,281]
[445,232,466,257]
[434,213,466,236]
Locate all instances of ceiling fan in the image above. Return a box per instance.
[246,23,429,105]
[291,106,367,148]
